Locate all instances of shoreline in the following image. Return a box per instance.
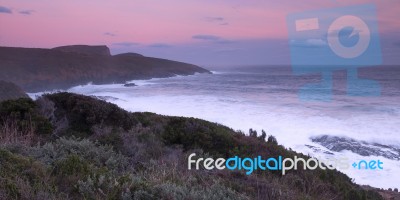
[28,88,400,190]
[23,68,399,190]
[27,71,211,99]
[26,71,400,189]
[1,91,398,198]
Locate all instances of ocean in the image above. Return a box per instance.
[29,65,400,189]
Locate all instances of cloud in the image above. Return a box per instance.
[205,17,224,22]
[149,43,172,48]
[0,6,35,15]
[192,34,220,41]
[290,39,327,48]
[19,10,34,15]
[205,16,229,26]
[213,48,242,53]
[0,6,12,14]
[192,34,235,45]
[104,32,116,37]
[112,42,139,47]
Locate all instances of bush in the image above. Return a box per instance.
[96,129,125,152]
[55,154,91,176]
[0,98,53,145]
[44,93,137,135]
[129,181,248,200]
[26,137,135,199]
[77,173,139,199]
[29,137,131,172]
[0,149,62,199]
[162,117,235,157]
[267,135,278,145]
[0,94,385,200]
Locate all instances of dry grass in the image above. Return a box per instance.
[0,117,35,145]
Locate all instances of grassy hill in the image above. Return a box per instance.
[0,45,210,92]
[0,93,384,199]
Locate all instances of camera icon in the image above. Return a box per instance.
[286,4,382,101]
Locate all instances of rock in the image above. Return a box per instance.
[305,144,334,155]
[123,83,137,87]
[91,95,119,101]
[311,135,400,160]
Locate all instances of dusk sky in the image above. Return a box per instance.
[1,0,399,66]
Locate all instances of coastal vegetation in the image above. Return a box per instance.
[0,93,384,199]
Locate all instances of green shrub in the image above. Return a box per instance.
[0,93,385,200]
[30,137,131,172]
[162,117,235,157]
[44,93,137,134]
[55,154,91,176]
[97,130,125,152]
[129,181,249,200]
[0,98,53,137]
[0,149,61,199]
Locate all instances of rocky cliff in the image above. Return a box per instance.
[52,45,111,56]
[0,45,210,92]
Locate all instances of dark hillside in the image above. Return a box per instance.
[0,80,29,101]
[0,45,210,92]
[52,45,111,56]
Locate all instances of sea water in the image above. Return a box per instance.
[29,65,400,189]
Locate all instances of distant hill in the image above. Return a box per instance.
[52,45,111,56]
[0,80,29,101]
[0,45,210,92]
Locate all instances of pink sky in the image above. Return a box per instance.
[0,0,399,65]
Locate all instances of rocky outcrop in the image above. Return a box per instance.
[52,45,111,56]
[310,135,400,160]
[0,45,210,92]
[123,83,137,87]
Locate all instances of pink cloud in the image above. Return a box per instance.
[0,0,398,48]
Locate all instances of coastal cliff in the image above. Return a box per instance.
[0,45,210,92]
